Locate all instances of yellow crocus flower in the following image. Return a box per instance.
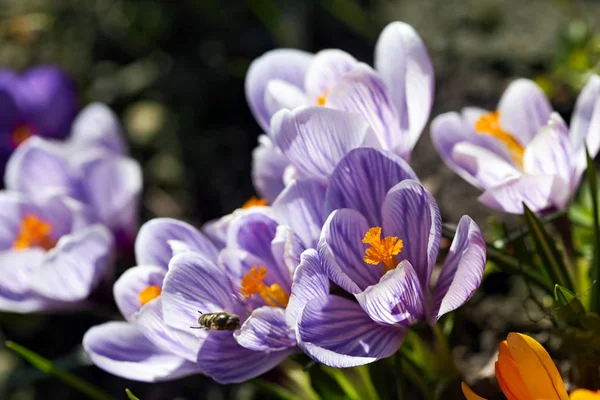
[462,333,600,400]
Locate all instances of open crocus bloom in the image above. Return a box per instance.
[246,21,434,201]
[462,333,600,400]
[0,191,113,313]
[290,147,486,367]
[0,65,77,171]
[161,203,319,383]
[5,103,141,246]
[83,218,220,382]
[431,76,600,214]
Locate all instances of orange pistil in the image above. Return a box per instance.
[241,196,268,209]
[138,285,161,306]
[474,111,525,169]
[362,227,403,273]
[240,266,289,307]
[12,214,56,251]
[10,123,36,148]
[317,89,329,106]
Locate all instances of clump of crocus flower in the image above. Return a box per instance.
[462,333,600,400]
[0,65,77,171]
[431,75,600,214]
[246,21,434,202]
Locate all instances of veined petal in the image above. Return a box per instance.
[523,114,573,188]
[452,142,522,190]
[272,179,326,248]
[286,249,329,330]
[325,147,417,227]
[83,322,201,382]
[197,333,292,383]
[252,134,291,203]
[234,306,296,352]
[245,49,312,132]
[135,218,218,269]
[355,260,425,327]
[497,79,553,146]
[570,74,600,149]
[296,295,405,367]
[69,103,126,154]
[29,225,114,302]
[270,107,378,183]
[162,251,245,333]
[113,265,166,320]
[134,297,202,362]
[375,21,434,152]
[381,180,441,289]
[264,79,308,117]
[319,209,380,293]
[326,64,403,155]
[506,333,569,400]
[431,216,486,321]
[478,174,570,214]
[5,136,78,199]
[304,49,357,99]
[270,224,305,278]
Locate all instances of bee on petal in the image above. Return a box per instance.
[191,311,241,331]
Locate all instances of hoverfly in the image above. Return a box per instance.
[190,311,241,331]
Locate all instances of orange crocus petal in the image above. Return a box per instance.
[570,389,600,400]
[461,382,487,400]
[506,333,569,400]
[495,341,534,400]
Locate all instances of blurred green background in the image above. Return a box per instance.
[0,0,599,398]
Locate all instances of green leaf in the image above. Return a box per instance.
[5,341,114,400]
[320,365,379,400]
[586,147,600,313]
[553,284,586,325]
[522,203,575,291]
[126,389,140,400]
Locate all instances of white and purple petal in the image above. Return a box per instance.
[304,49,357,99]
[69,103,126,154]
[113,265,166,320]
[296,295,405,367]
[234,306,296,352]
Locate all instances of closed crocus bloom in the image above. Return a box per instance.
[290,147,486,367]
[0,65,77,170]
[0,191,113,313]
[5,104,141,246]
[431,76,600,214]
[462,333,599,400]
[246,21,434,201]
[83,218,219,382]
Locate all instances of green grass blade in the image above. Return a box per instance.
[586,147,600,312]
[522,203,575,291]
[126,389,141,400]
[5,341,114,400]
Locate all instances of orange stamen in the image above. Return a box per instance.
[138,285,161,306]
[240,266,289,307]
[362,227,403,273]
[474,111,524,169]
[241,196,268,209]
[11,123,36,148]
[317,89,329,106]
[13,214,56,251]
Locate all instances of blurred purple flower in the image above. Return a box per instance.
[83,218,219,382]
[290,147,486,367]
[0,191,113,313]
[431,76,600,214]
[5,103,141,245]
[246,21,434,201]
[0,65,77,171]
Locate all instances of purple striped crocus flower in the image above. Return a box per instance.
[246,21,434,201]
[431,75,600,214]
[0,191,113,313]
[83,218,219,382]
[288,147,486,367]
[161,187,325,383]
[5,103,141,245]
[0,65,77,171]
